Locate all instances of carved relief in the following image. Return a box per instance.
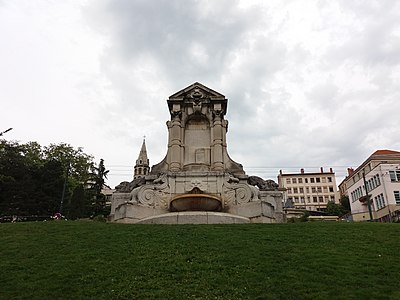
[223,175,254,205]
[153,173,168,189]
[170,110,182,120]
[192,98,202,114]
[137,187,157,205]
[224,189,236,206]
[234,185,253,204]
[115,177,145,193]
[190,88,204,99]
[248,176,279,191]
[185,178,207,192]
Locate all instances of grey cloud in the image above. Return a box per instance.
[87,0,263,83]
[305,80,339,112]
[81,0,400,185]
[329,1,400,66]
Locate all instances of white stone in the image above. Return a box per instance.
[110,83,284,224]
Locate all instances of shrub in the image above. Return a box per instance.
[92,215,107,222]
[299,211,310,222]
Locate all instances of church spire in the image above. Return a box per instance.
[134,137,150,179]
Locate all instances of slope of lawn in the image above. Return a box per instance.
[0,221,399,299]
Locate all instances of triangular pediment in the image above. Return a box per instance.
[169,82,225,100]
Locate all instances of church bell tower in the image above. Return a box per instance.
[134,138,150,179]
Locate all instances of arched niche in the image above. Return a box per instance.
[183,115,211,170]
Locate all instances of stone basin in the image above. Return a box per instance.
[170,194,222,212]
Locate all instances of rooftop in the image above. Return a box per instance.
[371,149,400,156]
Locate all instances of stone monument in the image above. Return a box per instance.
[109,82,284,224]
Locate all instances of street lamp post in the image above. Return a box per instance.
[362,172,374,221]
[59,163,70,215]
[0,128,13,136]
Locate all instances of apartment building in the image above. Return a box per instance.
[341,150,400,222]
[278,168,339,211]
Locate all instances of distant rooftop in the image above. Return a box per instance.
[371,149,400,156]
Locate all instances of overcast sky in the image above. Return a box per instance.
[1,0,400,188]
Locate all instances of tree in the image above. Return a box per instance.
[340,195,351,213]
[0,140,39,215]
[87,159,110,217]
[43,143,94,189]
[37,160,64,215]
[326,199,350,217]
[326,201,343,216]
[42,143,95,216]
[69,184,86,220]
[0,140,95,217]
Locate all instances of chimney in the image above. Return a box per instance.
[320,167,324,173]
[347,168,354,176]
[300,168,304,174]
[330,167,333,173]
[279,169,283,175]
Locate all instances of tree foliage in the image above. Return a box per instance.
[339,195,351,212]
[0,139,109,219]
[87,159,110,217]
[326,199,350,217]
[69,184,86,220]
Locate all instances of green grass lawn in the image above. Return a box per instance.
[0,221,399,299]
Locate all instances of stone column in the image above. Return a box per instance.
[168,106,182,172]
[211,104,224,171]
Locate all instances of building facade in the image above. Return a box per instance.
[342,150,400,222]
[278,168,339,211]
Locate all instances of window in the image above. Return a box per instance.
[306,187,309,193]
[307,196,311,203]
[367,174,381,192]
[380,194,385,209]
[394,191,400,205]
[322,177,326,183]
[310,178,315,183]
[293,187,298,194]
[329,187,334,193]
[389,170,400,182]
[328,177,332,182]
[292,178,297,184]
[373,174,380,187]
[286,178,291,184]
[300,196,305,203]
[316,178,321,183]
[305,178,308,183]
[313,196,318,203]
[312,187,316,193]
[299,187,304,193]
[323,186,328,193]
[294,197,299,203]
[351,186,364,203]
[317,187,322,193]
[287,188,292,194]
[319,196,323,203]
[375,193,386,210]
[298,178,303,184]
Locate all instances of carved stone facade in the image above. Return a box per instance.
[110,82,284,224]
